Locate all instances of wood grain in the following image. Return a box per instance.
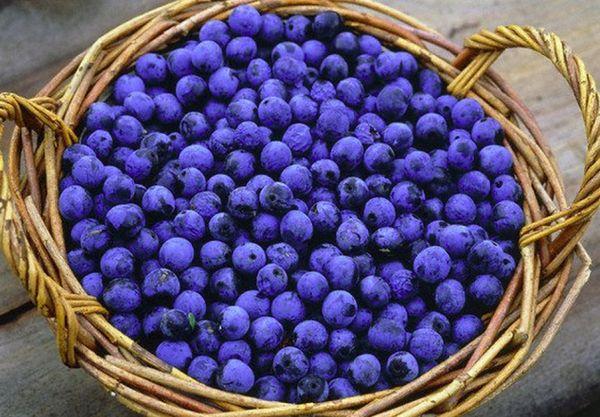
[0,1,598,416]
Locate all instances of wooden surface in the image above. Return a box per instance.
[1,1,599,416]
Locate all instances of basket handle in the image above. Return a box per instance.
[0,93,105,367]
[447,25,600,251]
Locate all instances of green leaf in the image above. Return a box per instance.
[188,312,196,329]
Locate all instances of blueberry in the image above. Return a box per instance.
[216,306,250,341]
[292,320,328,353]
[271,291,306,327]
[376,85,408,120]
[296,375,329,403]
[414,113,448,148]
[467,118,502,149]
[216,359,255,393]
[113,74,145,104]
[142,268,180,303]
[160,308,195,340]
[188,356,218,384]
[226,36,258,66]
[435,279,466,316]
[328,377,359,399]
[266,242,300,272]
[253,376,286,401]
[336,218,369,254]
[86,102,115,132]
[322,290,357,328]
[468,274,504,309]
[273,346,309,383]
[349,354,381,388]
[297,271,330,304]
[444,193,476,224]
[320,54,349,83]
[438,224,475,258]
[260,182,294,213]
[249,316,284,352]
[367,318,406,352]
[452,314,484,346]
[417,311,451,338]
[385,351,418,383]
[491,200,525,236]
[390,181,425,213]
[258,13,284,44]
[328,328,358,360]
[103,279,141,313]
[100,247,134,279]
[77,217,109,252]
[59,185,93,222]
[359,275,391,309]
[81,272,104,298]
[409,328,444,362]
[180,266,209,293]
[257,263,288,297]
[467,240,505,274]
[191,320,222,354]
[209,267,240,302]
[452,98,484,130]
[380,303,408,328]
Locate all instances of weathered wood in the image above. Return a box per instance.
[0,310,137,417]
[0,0,598,416]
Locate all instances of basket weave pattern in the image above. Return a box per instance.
[0,1,599,416]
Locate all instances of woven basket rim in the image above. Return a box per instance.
[0,1,598,416]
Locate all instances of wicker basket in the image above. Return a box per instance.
[0,1,598,416]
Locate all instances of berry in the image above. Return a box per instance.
[385,351,418,383]
[103,279,141,313]
[142,268,181,302]
[192,320,222,354]
[322,290,357,328]
[324,255,359,290]
[414,246,451,283]
[328,378,359,399]
[349,354,381,388]
[409,328,444,362]
[156,340,192,369]
[216,359,255,393]
[235,290,270,320]
[452,98,484,130]
[271,291,306,327]
[257,263,288,297]
[292,320,328,353]
[249,316,284,351]
[468,274,504,309]
[452,314,484,346]
[329,328,358,360]
[273,346,309,383]
[188,356,218,384]
[59,185,93,222]
[297,271,329,303]
[266,242,300,272]
[232,242,266,275]
[160,309,195,340]
[367,319,406,352]
[254,376,286,401]
[359,275,391,309]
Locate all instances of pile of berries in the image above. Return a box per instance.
[59,6,524,402]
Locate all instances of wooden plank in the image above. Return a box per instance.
[0,1,599,416]
[0,309,136,417]
[0,262,30,317]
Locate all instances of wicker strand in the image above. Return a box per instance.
[446,26,600,247]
